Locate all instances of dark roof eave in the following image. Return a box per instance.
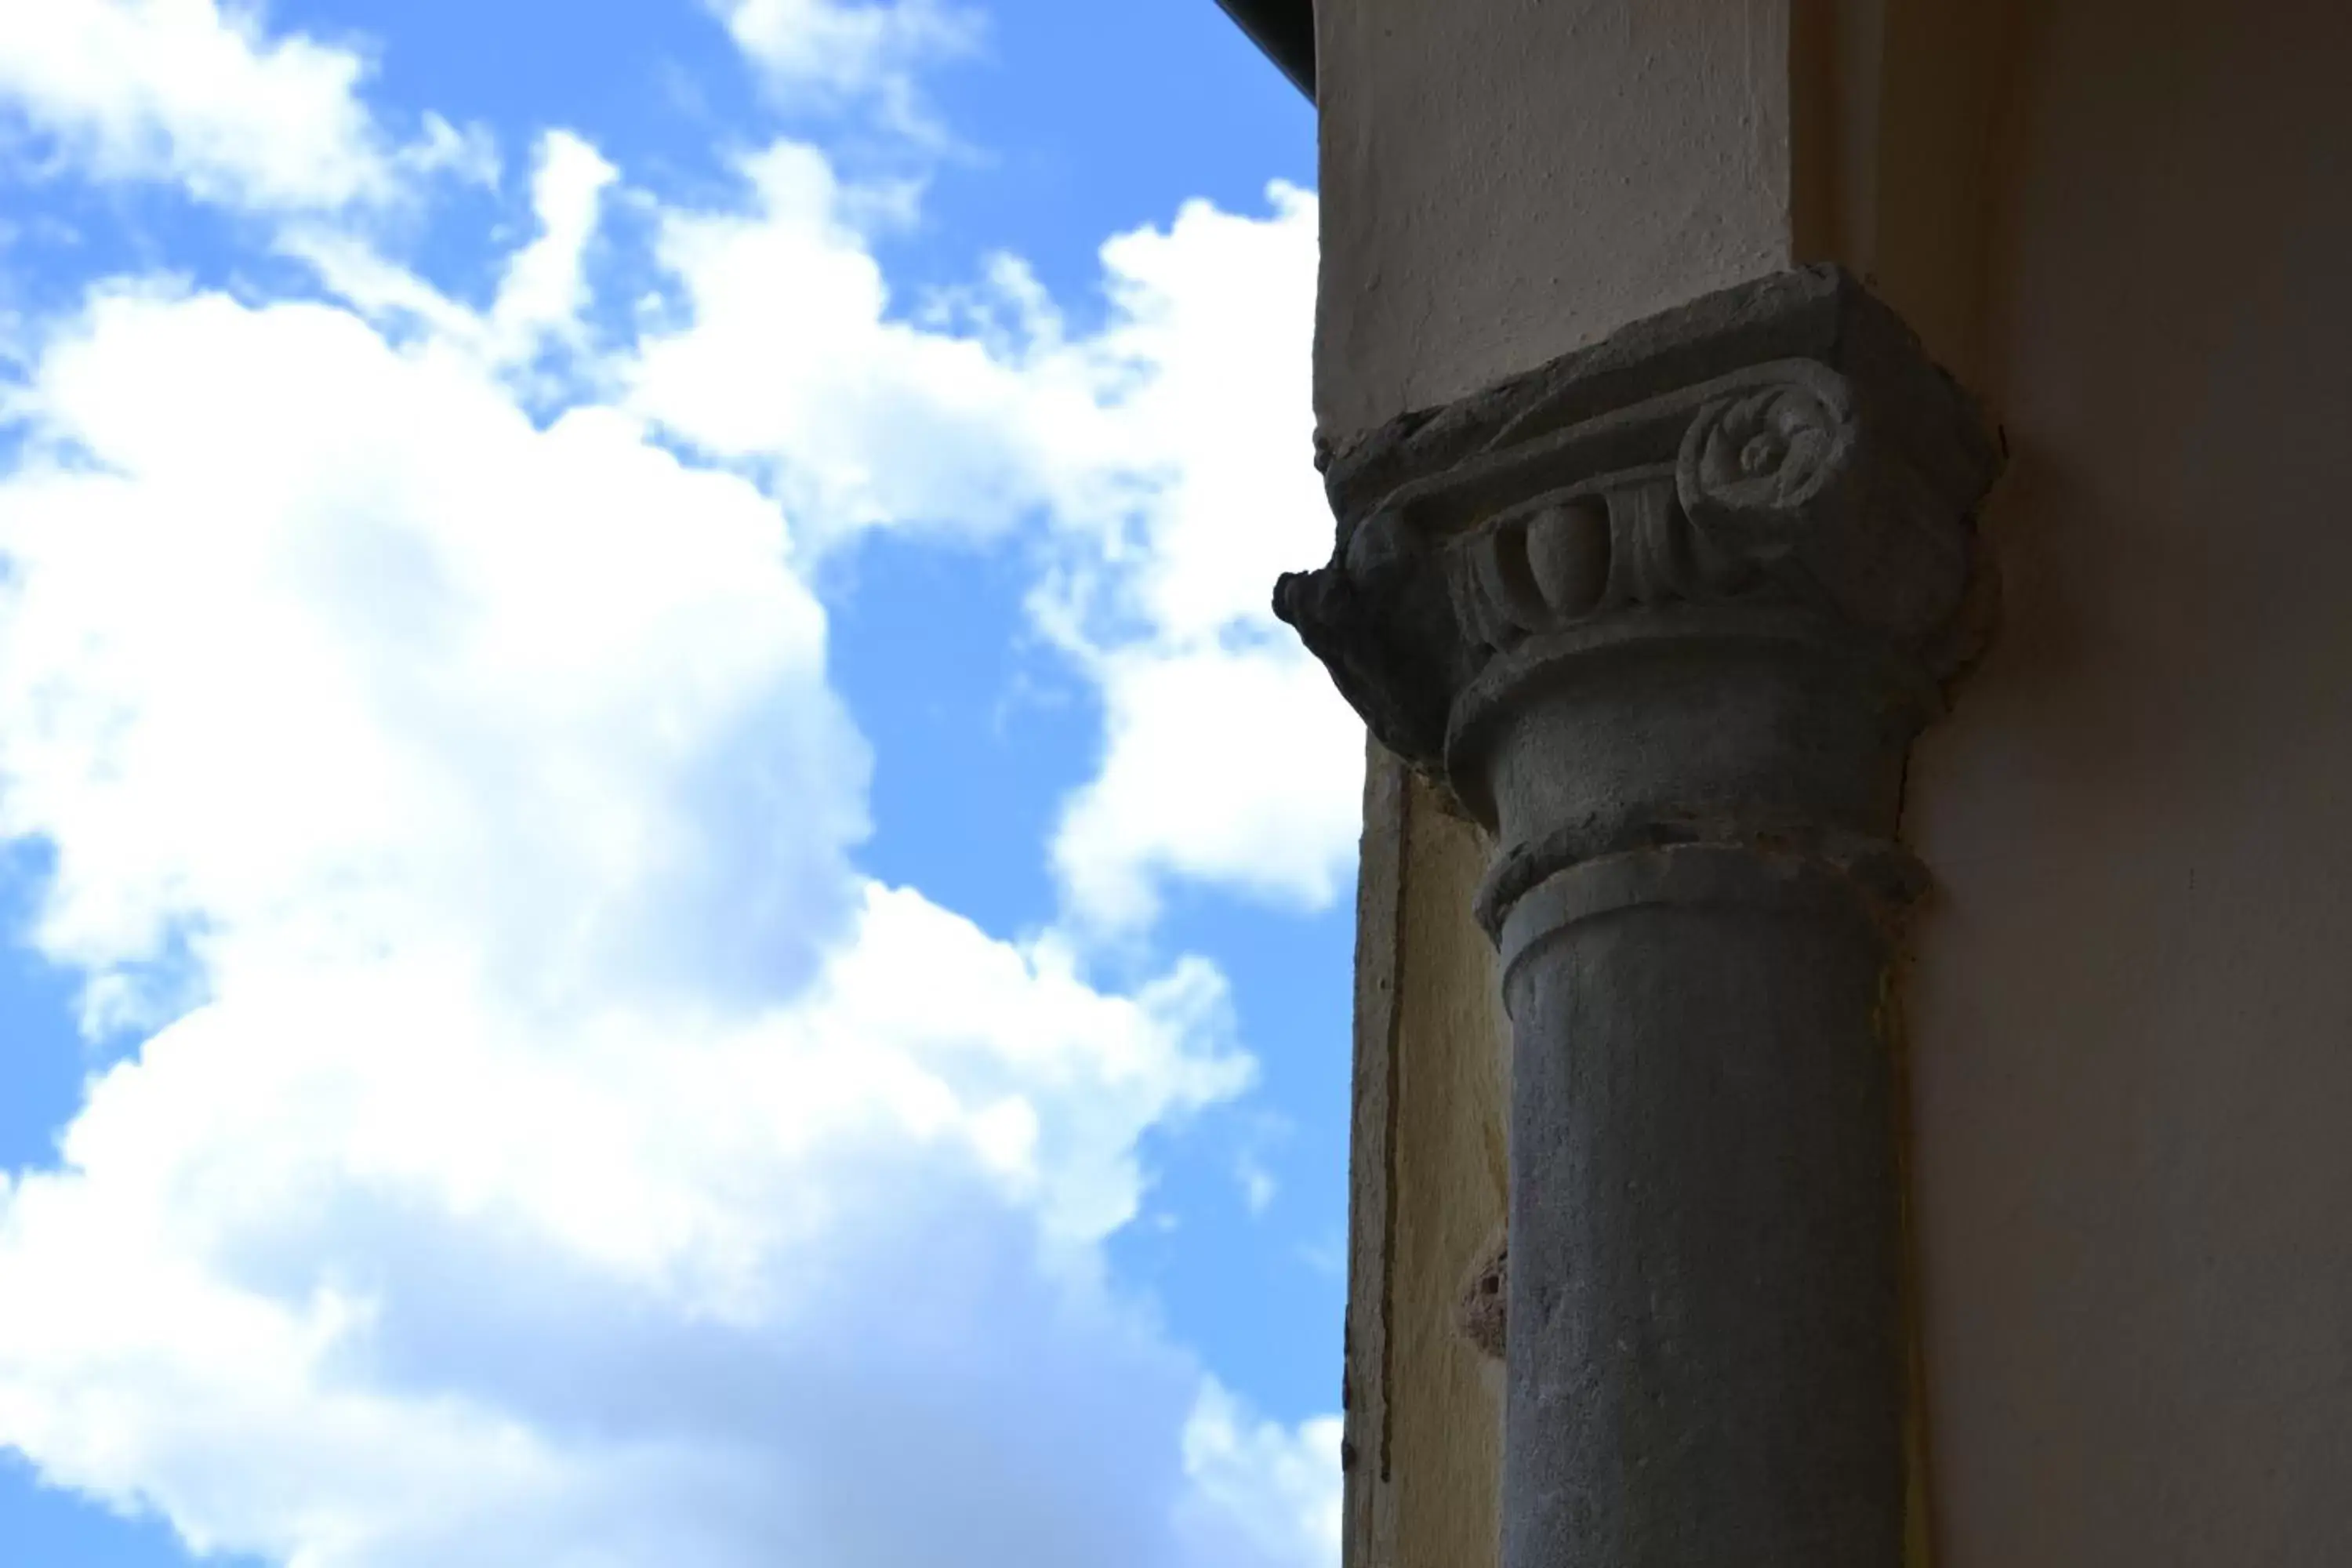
[1214,0,1316,101]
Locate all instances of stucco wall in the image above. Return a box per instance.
[1340,752,1509,1568]
[1314,0,1798,439]
[1905,1,2352,1558]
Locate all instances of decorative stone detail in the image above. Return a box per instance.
[1275,267,1999,1568]
[1456,1227,1509,1361]
[1278,266,1997,811]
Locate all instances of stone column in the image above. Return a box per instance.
[1278,267,1998,1568]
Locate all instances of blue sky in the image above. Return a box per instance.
[0,3,1356,1564]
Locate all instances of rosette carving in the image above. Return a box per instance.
[1677,372,1855,524]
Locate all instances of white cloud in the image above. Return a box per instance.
[629,141,1099,545]
[1053,643,1364,929]
[0,0,481,211]
[1033,190,1363,931]
[285,128,619,372]
[713,0,981,112]
[1178,1382,1345,1568]
[629,162,1362,931]
[0,283,861,1011]
[0,882,1261,1564]
[1237,1152,1279,1216]
[486,132,622,361]
[0,121,1345,1565]
[1066,191,1332,645]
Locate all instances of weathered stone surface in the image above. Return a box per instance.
[1276,266,1999,1568]
[1455,1226,1508,1361]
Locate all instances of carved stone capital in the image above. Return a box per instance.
[1279,268,2000,1568]
[1279,262,1994,802]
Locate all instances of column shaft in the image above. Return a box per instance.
[1503,853,1902,1565]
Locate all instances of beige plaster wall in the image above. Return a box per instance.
[1905,1,2352,1559]
[1340,751,1509,1568]
[1313,0,1799,438]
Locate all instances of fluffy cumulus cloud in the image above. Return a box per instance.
[629,160,1359,929]
[628,139,1096,543]
[0,0,483,209]
[1037,191,1365,929]
[0,3,1356,1564]
[713,0,982,113]
[281,129,617,374]
[1178,1385,1345,1568]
